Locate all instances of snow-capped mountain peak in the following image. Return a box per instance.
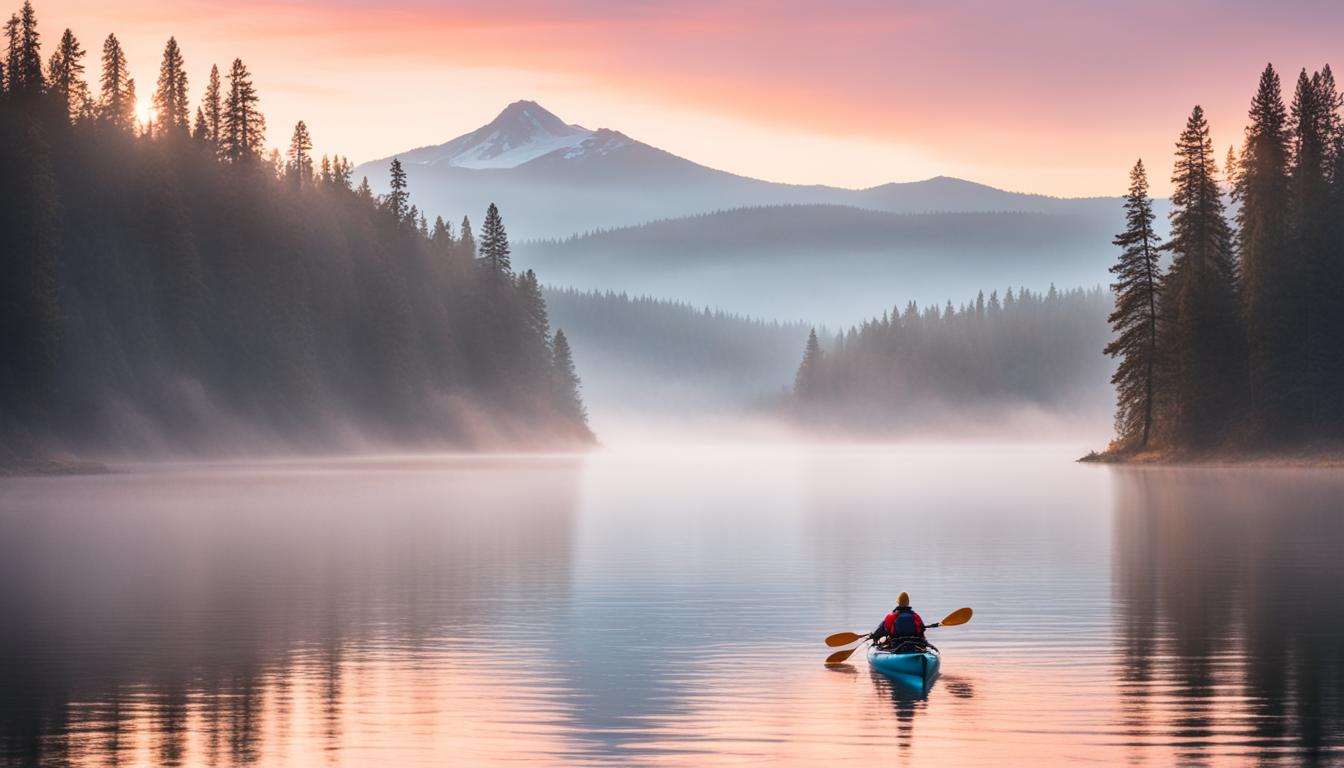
[403,100,602,169]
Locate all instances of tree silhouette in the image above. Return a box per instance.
[152,36,189,135]
[286,120,313,185]
[4,1,42,96]
[551,329,588,428]
[1161,105,1242,446]
[385,157,408,220]
[1235,64,1293,436]
[794,328,823,398]
[220,58,263,162]
[202,63,220,145]
[1104,160,1163,449]
[477,203,511,275]
[46,28,90,122]
[98,33,134,130]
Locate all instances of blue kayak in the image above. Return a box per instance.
[867,643,940,688]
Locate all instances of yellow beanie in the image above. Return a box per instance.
[897,591,910,608]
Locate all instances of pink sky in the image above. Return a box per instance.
[29,0,1344,196]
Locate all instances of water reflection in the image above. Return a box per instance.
[0,458,583,766]
[1111,467,1344,764]
[0,449,1341,765]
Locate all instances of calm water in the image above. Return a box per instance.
[1,445,1341,766]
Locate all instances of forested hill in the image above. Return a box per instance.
[0,5,592,464]
[790,286,1114,433]
[515,205,1115,325]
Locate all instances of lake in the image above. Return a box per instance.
[1,444,1341,766]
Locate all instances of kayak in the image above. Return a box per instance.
[867,643,940,688]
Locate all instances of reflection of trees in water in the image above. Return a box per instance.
[0,461,581,766]
[1111,468,1344,763]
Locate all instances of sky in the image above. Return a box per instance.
[28,0,1344,196]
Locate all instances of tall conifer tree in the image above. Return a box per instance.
[795,329,824,398]
[1235,64,1294,435]
[1162,105,1243,445]
[385,158,408,220]
[152,37,189,135]
[220,58,264,162]
[287,120,313,184]
[202,63,221,145]
[6,1,43,96]
[477,203,511,275]
[550,329,587,428]
[98,34,135,130]
[46,29,90,122]
[1105,160,1164,449]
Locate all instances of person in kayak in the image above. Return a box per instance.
[869,591,925,646]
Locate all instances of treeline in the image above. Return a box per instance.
[545,288,809,377]
[1105,64,1344,454]
[791,286,1113,427]
[0,2,591,460]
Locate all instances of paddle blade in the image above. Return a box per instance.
[825,631,866,648]
[825,646,861,665]
[938,607,973,627]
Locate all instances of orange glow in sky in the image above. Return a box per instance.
[29,0,1344,196]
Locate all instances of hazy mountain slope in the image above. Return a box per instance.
[354,101,1134,240]
[519,206,1112,325]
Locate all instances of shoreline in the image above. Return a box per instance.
[1079,444,1344,468]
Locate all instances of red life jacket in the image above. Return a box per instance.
[884,607,925,638]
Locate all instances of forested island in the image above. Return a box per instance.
[789,285,1112,431]
[0,2,592,469]
[1096,63,1344,462]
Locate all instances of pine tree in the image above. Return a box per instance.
[2,15,15,94]
[1104,160,1164,449]
[5,1,42,97]
[1162,105,1243,445]
[519,269,551,349]
[385,157,408,220]
[1235,63,1294,436]
[152,37,189,135]
[356,175,373,202]
[46,28,90,122]
[318,154,331,184]
[795,328,824,398]
[477,203,511,275]
[220,58,264,162]
[458,216,475,264]
[286,120,313,184]
[1288,69,1335,427]
[550,329,588,427]
[431,215,452,245]
[202,63,221,145]
[335,156,353,188]
[98,34,135,130]
[191,106,206,139]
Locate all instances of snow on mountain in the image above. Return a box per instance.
[355,100,1131,242]
[399,100,615,169]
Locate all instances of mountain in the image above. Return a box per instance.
[354,101,1131,241]
[516,206,1116,325]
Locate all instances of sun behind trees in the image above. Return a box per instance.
[0,2,593,463]
[1101,63,1344,457]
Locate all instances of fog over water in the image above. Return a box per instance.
[2,446,1339,765]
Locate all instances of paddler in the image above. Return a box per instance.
[868,591,926,646]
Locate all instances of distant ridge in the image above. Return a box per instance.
[354,101,1130,240]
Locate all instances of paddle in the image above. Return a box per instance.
[823,607,973,665]
[824,631,868,648]
[825,643,868,665]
